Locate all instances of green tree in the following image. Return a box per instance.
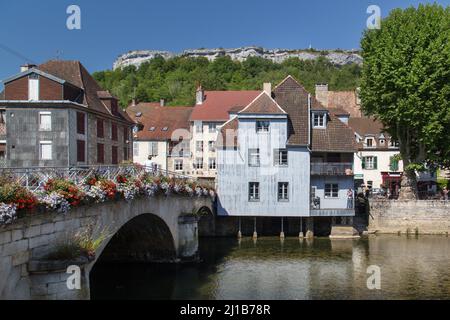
[360,4,450,199]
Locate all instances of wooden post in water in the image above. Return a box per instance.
[237,217,242,239]
[280,217,285,239]
[299,217,304,238]
[252,217,258,239]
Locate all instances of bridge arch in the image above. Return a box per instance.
[0,195,213,300]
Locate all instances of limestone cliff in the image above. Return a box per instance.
[113,46,362,70]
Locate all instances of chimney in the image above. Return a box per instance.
[20,63,36,72]
[160,99,165,107]
[315,83,329,108]
[263,83,272,95]
[196,85,204,105]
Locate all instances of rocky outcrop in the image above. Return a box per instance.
[113,46,362,70]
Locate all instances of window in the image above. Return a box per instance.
[76,140,85,162]
[249,182,260,201]
[149,142,158,156]
[123,127,129,143]
[365,138,375,148]
[97,143,104,164]
[123,147,129,161]
[196,141,204,152]
[208,158,216,170]
[248,148,260,167]
[97,119,104,138]
[325,183,339,198]
[162,127,168,131]
[274,149,288,166]
[389,156,399,171]
[112,146,118,164]
[208,123,217,133]
[149,126,155,131]
[0,110,5,124]
[39,112,51,131]
[389,139,399,148]
[208,141,215,152]
[111,123,118,141]
[278,182,289,201]
[39,141,52,160]
[256,120,270,133]
[194,157,203,169]
[133,142,139,157]
[195,122,203,133]
[76,112,85,135]
[362,156,377,170]
[28,73,39,101]
[174,159,183,171]
[313,113,326,128]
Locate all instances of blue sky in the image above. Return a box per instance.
[0,0,448,86]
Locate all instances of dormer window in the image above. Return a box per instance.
[379,139,385,145]
[162,127,168,131]
[256,120,270,133]
[365,137,375,148]
[389,139,399,148]
[149,127,155,131]
[312,113,326,128]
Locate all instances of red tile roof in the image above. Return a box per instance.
[36,60,133,123]
[238,92,286,115]
[190,90,260,121]
[126,103,193,141]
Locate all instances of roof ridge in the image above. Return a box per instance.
[238,91,287,114]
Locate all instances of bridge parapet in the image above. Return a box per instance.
[0,165,214,299]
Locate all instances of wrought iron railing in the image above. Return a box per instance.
[310,162,354,176]
[0,164,194,191]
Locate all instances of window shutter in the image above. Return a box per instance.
[374,156,378,170]
[112,146,118,164]
[77,140,85,162]
[361,157,366,169]
[77,113,85,134]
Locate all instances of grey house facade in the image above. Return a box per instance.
[0,61,134,168]
[216,76,357,233]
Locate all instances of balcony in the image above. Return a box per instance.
[310,162,353,176]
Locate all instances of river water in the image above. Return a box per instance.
[90,235,450,300]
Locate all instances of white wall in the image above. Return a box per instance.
[217,116,311,217]
[133,140,168,170]
[354,150,403,188]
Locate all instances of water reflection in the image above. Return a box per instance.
[90,235,450,300]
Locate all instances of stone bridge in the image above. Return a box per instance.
[0,195,213,300]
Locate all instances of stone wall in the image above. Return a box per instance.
[369,200,450,235]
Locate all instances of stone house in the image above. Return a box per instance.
[0,61,134,168]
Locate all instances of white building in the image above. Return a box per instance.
[126,102,192,172]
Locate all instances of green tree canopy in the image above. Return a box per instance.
[93,55,361,108]
[360,3,450,199]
